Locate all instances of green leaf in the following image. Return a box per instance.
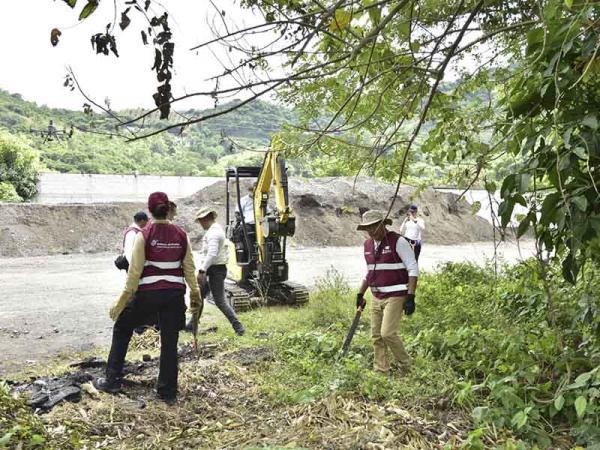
[562,252,579,284]
[330,9,352,32]
[517,213,532,238]
[511,410,528,429]
[554,394,565,411]
[500,174,516,199]
[472,406,488,423]
[563,127,573,147]
[574,371,592,386]
[499,199,515,228]
[572,195,588,212]
[581,114,598,130]
[79,0,99,20]
[514,194,527,207]
[574,396,587,418]
[572,147,587,159]
[0,433,13,447]
[526,28,544,55]
[30,434,46,445]
[519,174,530,193]
[565,0,574,8]
[363,0,381,26]
[485,180,496,193]
[540,193,560,225]
[398,21,410,39]
[63,0,77,7]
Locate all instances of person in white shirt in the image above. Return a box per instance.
[355,210,419,374]
[236,184,256,225]
[123,212,149,267]
[399,204,425,260]
[234,183,258,262]
[193,206,245,336]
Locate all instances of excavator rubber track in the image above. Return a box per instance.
[224,280,309,312]
[224,282,255,312]
[269,281,310,307]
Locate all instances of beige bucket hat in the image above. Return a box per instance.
[195,206,217,221]
[356,209,392,231]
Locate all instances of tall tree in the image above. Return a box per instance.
[52,0,600,281]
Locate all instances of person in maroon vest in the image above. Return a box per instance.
[356,209,419,375]
[94,192,202,404]
[123,211,149,267]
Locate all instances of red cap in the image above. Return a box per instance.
[148,191,169,214]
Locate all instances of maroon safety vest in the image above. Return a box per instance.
[364,231,409,299]
[138,222,188,292]
[122,226,141,249]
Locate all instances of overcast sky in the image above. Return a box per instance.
[0,1,259,111]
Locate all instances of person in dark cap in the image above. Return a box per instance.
[95,192,202,404]
[399,204,425,261]
[121,211,149,269]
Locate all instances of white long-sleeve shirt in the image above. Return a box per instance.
[199,223,229,272]
[373,236,419,277]
[236,194,255,224]
[400,216,425,241]
[123,223,142,263]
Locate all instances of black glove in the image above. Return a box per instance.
[356,293,367,311]
[404,294,416,316]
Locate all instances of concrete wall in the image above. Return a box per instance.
[34,173,220,204]
[32,173,519,226]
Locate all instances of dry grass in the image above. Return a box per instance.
[43,344,469,450]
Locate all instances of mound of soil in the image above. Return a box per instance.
[1,202,144,257]
[177,177,493,247]
[0,177,492,257]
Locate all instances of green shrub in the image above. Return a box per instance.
[0,382,50,449]
[411,261,600,447]
[0,131,41,201]
[0,181,21,201]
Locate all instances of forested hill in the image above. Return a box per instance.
[0,88,293,176]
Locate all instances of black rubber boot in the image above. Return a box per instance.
[93,377,121,394]
[157,393,177,406]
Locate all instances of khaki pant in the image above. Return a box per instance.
[371,296,411,373]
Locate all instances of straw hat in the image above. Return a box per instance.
[195,206,217,221]
[356,209,392,231]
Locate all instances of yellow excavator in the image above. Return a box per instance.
[223,150,309,311]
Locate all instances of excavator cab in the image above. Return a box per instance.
[223,152,308,311]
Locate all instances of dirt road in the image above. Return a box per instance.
[0,241,534,376]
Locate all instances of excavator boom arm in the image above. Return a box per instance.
[254,151,293,262]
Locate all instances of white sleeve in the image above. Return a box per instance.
[399,218,408,235]
[237,195,248,214]
[123,231,137,263]
[396,237,418,277]
[417,218,425,231]
[200,229,221,272]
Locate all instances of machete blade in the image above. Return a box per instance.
[340,308,362,358]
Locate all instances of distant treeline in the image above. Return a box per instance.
[0,89,294,177]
